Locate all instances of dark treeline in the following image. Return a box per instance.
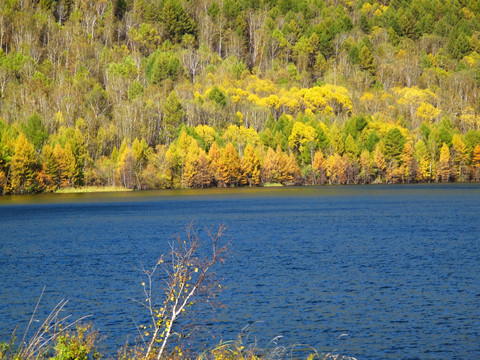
[2,0,480,194]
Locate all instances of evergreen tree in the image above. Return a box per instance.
[21,113,48,153]
[384,128,405,162]
[162,91,185,145]
[161,0,196,43]
[359,45,376,76]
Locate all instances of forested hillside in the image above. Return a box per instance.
[2,0,480,194]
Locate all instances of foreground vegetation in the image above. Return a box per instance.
[0,225,352,360]
[1,327,352,360]
[2,0,480,194]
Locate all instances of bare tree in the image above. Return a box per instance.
[136,224,228,360]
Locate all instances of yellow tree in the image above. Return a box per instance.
[288,121,317,164]
[223,125,261,156]
[302,85,353,117]
[329,124,345,155]
[373,143,387,183]
[54,143,77,188]
[195,150,214,188]
[472,144,480,181]
[343,154,357,184]
[195,124,216,148]
[144,145,173,189]
[222,142,241,186]
[41,144,59,192]
[241,143,260,186]
[416,102,441,123]
[69,128,89,187]
[0,170,6,195]
[451,134,469,181]
[326,153,347,184]
[359,149,373,184]
[53,144,66,187]
[184,145,214,188]
[344,134,358,159]
[394,86,438,126]
[415,140,433,182]
[183,142,201,188]
[438,143,451,182]
[116,146,136,189]
[279,150,301,185]
[261,147,279,184]
[312,149,326,185]
[399,142,416,183]
[208,141,227,187]
[10,133,37,194]
[167,131,197,188]
[131,137,149,175]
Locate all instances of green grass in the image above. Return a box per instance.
[55,186,131,194]
[263,182,283,187]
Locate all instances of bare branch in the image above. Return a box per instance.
[137,224,228,360]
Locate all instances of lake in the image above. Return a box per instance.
[1,184,479,359]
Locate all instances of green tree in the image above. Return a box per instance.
[383,128,405,162]
[207,86,227,108]
[329,124,345,155]
[161,0,196,43]
[21,113,48,153]
[162,91,185,145]
[146,51,182,84]
[359,45,376,75]
[399,10,418,39]
[348,45,360,64]
[365,131,380,152]
[69,128,88,187]
[344,134,358,159]
[449,33,471,59]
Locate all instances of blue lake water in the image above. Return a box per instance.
[1,184,479,359]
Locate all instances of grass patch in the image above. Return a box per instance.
[264,182,283,187]
[55,186,131,194]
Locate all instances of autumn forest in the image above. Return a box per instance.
[2,0,480,194]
